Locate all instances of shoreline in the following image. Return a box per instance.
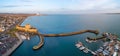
[1,14,99,51]
[2,14,99,50]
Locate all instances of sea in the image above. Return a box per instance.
[11,14,120,56]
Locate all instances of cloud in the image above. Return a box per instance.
[0,0,120,13]
[1,5,20,7]
[20,0,39,2]
[23,5,32,6]
[0,5,32,8]
[69,0,119,10]
[22,0,32,2]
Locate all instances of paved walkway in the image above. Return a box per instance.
[2,32,23,56]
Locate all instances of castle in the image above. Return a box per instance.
[16,24,37,33]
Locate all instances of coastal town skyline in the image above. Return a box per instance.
[0,0,120,13]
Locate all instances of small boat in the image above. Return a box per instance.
[86,38,92,43]
[75,41,97,55]
[83,48,89,53]
[79,46,85,50]
[0,42,3,44]
[75,41,89,53]
[75,41,83,48]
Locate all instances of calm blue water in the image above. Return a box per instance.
[12,14,120,56]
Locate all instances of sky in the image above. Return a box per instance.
[0,0,120,13]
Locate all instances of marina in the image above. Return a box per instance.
[76,32,120,56]
[75,41,96,55]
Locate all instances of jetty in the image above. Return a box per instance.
[32,30,99,50]
[86,33,114,42]
[42,30,99,37]
[86,36,105,43]
[33,32,44,50]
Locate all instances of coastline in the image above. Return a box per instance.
[3,14,99,50]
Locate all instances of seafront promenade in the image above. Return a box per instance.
[2,33,23,56]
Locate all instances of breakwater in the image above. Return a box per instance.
[33,32,44,50]
[42,30,99,37]
[87,36,105,41]
[32,30,99,50]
